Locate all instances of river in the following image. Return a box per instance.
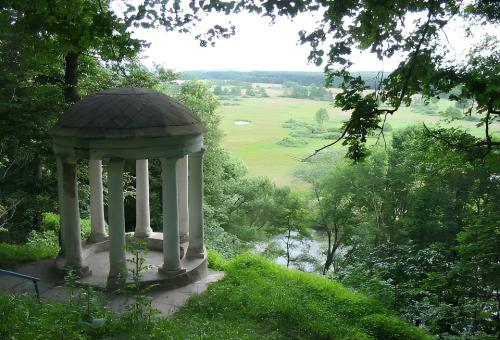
[255,229,328,273]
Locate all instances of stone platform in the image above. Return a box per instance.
[0,232,222,316]
[71,232,208,291]
[80,246,208,291]
[0,259,223,316]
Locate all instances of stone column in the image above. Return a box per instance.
[56,157,87,275]
[55,158,66,256]
[187,149,205,258]
[107,159,126,285]
[135,159,152,237]
[88,159,106,242]
[177,155,189,243]
[159,157,185,275]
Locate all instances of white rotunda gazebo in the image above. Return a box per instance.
[49,87,207,287]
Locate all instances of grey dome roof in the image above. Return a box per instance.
[50,87,205,139]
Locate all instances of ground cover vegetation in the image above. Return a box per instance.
[0,253,430,339]
[0,0,499,339]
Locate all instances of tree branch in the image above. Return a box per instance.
[302,120,350,161]
[302,6,436,161]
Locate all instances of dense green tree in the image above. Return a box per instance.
[2,0,241,102]
[229,86,241,96]
[308,85,331,101]
[440,106,462,119]
[213,85,224,96]
[267,188,308,268]
[315,108,329,127]
[245,86,256,97]
[316,125,500,337]
[255,86,268,97]
[287,84,309,99]
[297,156,365,274]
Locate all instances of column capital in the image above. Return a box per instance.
[189,148,206,159]
[161,156,182,165]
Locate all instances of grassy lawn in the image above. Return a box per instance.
[219,96,343,188]
[218,87,497,189]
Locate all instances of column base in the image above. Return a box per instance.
[158,266,186,277]
[134,228,153,238]
[87,233,107,243]
[179,233,190,243]
[187,246,206,259]
[107,272,127,289]
[64,264,92,278]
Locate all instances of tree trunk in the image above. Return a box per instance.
[323,228,332,275]
[286,222,291,268]
[58,50,80,254]
[64,51,80,103]
[31,156,43,230]
[323,222,341,275]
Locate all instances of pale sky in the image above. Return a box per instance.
[133,12,401,72]
[128,9,490,73]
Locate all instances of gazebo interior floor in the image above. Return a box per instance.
[79,245,207,291]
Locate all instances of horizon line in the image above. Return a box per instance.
[179,69,387,74]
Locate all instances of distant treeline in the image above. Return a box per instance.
[181,70,382,88]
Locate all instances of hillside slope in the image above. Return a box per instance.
[156,253,431,339]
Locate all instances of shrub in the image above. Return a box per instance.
[0,211,94,268]
[277,136,309,147]
[290,127,313,138]
[412,104,439,115]
[281,119,296,128]
[207,251,228,271]
[463,115,480,122]
[42,212,60,231]
[383,122,393,132]
[440,106,463,119]
[309,131,341,140]
[42,211,92,240]
[0,230,59,268]
[361,314,432,340]
[80,218,91,240]
[204,221,247,258]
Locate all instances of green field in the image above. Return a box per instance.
[217,85,498,189]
